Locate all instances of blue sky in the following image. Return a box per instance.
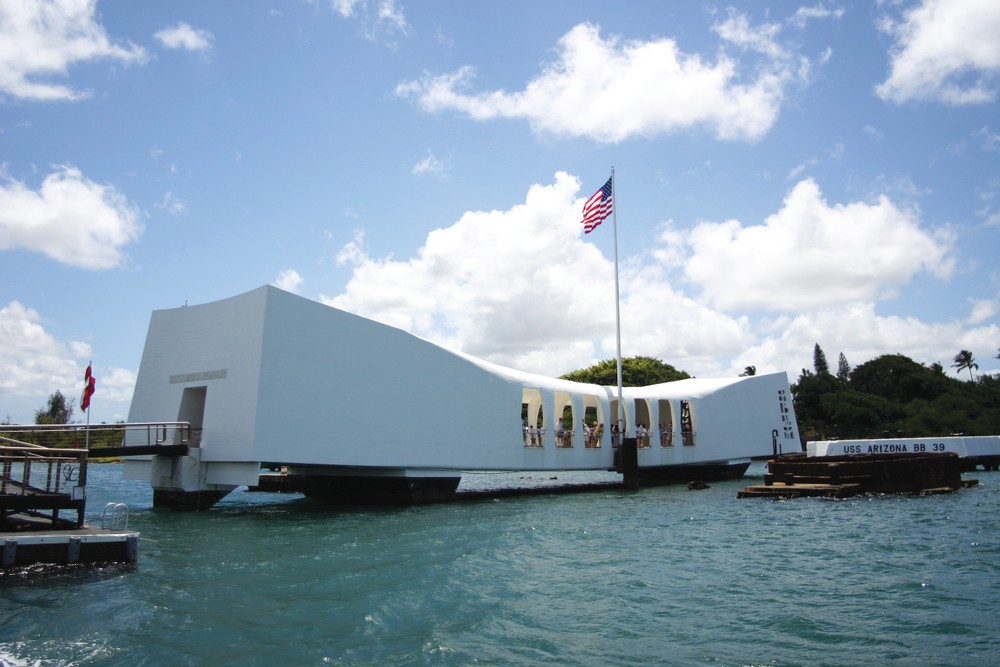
[1,0,999,424]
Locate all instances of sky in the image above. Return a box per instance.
[1,0,999,425]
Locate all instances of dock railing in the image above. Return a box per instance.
[1,438,89,529]
[0,422,195,450]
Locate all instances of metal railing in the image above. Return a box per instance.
[522,428,609,448]
[0,422,195,449]
[523,428,545,448]
[556,430,575,448]
[1,438,89,528]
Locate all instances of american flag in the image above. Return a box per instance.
[581,176,613,234]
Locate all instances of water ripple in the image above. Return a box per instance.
[2,465,999,666]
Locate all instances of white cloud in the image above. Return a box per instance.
[330,0,409,43]
[0,301,136,423]
[376,0,407,34]
[154,23,214,52]
[412,152,445,176]
[396,14,826,143]
[681,178,955,310]
[735,302,1000,379]
[0,0,146,101]
[789,5,845,28]
[159,191,188,215]
[787,158,818,181]
[968,298,997,325]
[876,0,1000,104]
[331,0,364,18]
[712,9,784,60]
[976,126,1000,151]
[976,175,1000,227]
[335,229,367,266]
[323,172,618,374]
[0,166,143,269]
[316,174,979,383]
[863,124,884,141]
[274,269,304,293]
[0,301,81,397]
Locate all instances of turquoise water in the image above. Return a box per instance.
[2,464,999,666]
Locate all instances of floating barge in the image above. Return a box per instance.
[738,451,975,499]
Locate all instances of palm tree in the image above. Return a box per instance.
[951,350,978,381]
[740,365,756,377]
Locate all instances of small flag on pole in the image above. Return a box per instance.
[581,176,613,234]
[81,364,96,411]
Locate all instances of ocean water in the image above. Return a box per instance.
[2,463,998,667]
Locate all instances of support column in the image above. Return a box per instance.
[149,448,235,510]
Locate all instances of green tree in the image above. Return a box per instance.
[740,365,756,377]
[951,350,978,381]
[813,343,830,376]
[836,353,851,383]
[971,374,1000,433]
[794,352,1000,441]
[561,356,690,387]
[791,371,840,439]
[820,388,902,439]
[35,390,74,425]
[850,354,947,403]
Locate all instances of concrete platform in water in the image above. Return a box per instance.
[738,451,977,499]
[1,525,138,571]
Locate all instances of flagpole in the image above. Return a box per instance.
[610,167,624,438]
[85,361,91,450]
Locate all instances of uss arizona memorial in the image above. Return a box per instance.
[124,286,801,508]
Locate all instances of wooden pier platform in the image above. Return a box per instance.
[737,482,865,499]
[2,433,146,572]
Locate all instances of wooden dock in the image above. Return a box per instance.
[2,436,140,571]
[738,481,866,499]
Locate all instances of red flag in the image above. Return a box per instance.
[81,364,96,411]
[581,176,613,234]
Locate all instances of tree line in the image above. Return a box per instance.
[563,351,1000,444]
[792,344,1000,442]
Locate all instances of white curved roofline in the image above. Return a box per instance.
[125,285,800,479]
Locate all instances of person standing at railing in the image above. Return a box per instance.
[637,423,649,447]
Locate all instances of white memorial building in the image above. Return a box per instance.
[124,286,800,508]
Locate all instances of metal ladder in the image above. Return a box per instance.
[101,502,130,530]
